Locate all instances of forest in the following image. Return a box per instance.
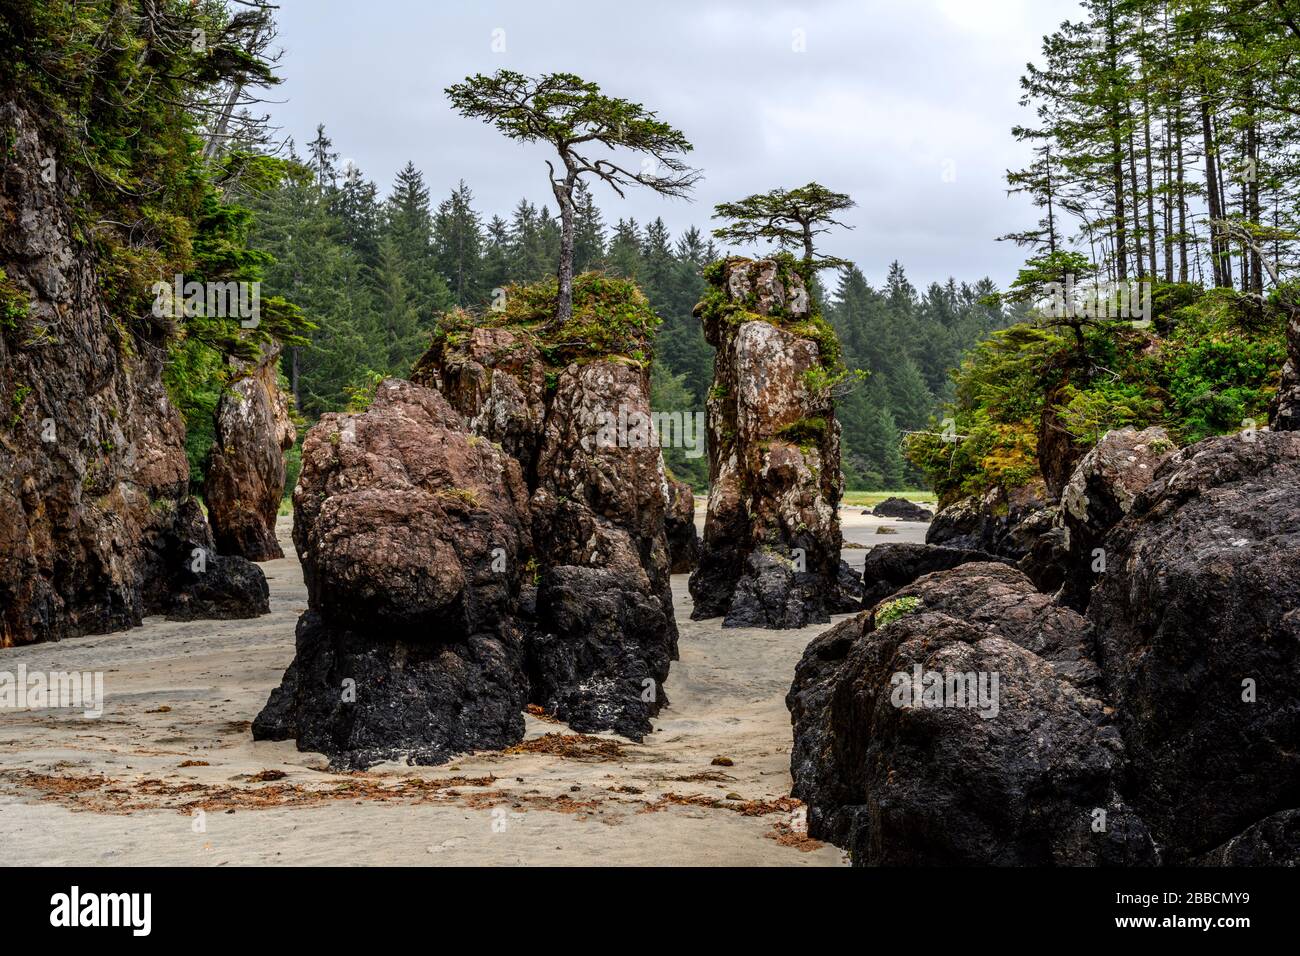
[233,129,1017,492]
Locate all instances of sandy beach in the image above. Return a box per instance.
[0,508,927,866]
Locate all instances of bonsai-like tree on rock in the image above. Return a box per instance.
[445,70,700,324]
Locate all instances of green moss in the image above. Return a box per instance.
[9,382,32,427]
[776,417,828,445]
[437,487,481,508]
[876,596,922,628]
[695,254,856,384]
[0,268,31,333]
[434,272,660,372]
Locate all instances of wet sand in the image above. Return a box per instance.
[0,509,923,866]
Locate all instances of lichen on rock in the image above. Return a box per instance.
[689,256,856,628]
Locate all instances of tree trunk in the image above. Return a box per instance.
[1176,100,1188,282]
[1200,94,1225,287]
[553,169,577,325]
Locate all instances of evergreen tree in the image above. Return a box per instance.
[433,180,485,307]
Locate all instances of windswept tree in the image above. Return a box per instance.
[445,70,700,324]
[711,182,856,270]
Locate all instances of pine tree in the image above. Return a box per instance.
[433,180,485,307]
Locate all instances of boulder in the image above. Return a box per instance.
[157,499,269,621]
[254,379,534,767]
[790,605,1154,865]
[664,475,699,573]
[871,497,934,521]
[1088,430,1300,860]
[204,346,296,561]
[859,542,1009,608]
[0,98,267,646]
[690,258,850,627]
[1192,810,1300,867]
[883,562,1101,693]
[926,479,1048,561]
[1057,426,1175,610]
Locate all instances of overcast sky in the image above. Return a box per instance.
[263,0,1084,290]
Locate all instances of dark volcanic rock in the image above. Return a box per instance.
[159,500,269,621]
[1016,508,1070,594]
[254,379,534,767]
[791,607,1153,865]
[1192,810,1300,867]
[524,360,678,738]
[204,346,296,561]
[1057,426,1174,611]
[871,497,934,521]
[0,98,266,646]
[859,542,1009,608]
[253,610,527,770]
[925,480,1048,561]
[885,562,1101,693]
[527,565,673,739]
[664,475,699,573]
[1089,430,1300,861]
[690,258,849,627]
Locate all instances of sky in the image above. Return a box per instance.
[262,0,1085,290]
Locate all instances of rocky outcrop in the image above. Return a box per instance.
[0,98,267,646]
[794,429,1300,867]
[858,542,1009,608]
[253,379,534,767]
[925,479,1048,561]
[1271,299,1300,431]
[411,324,548,478]
[1056,426,1174,610]
[1193,810,1300,867]
[204,347,296,561]
[788,597,1153,866]
[156,499,269,622]
[1088,431,1300,861]
[412,279,678,740]
[871,497,933,521]
[886,562,1101,693]
[664,475,699,573]
[525,360,677,739]
[689,257,851,628]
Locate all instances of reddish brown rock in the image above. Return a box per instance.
[413,281,679,740]
[0,98,267,646]
[689,257,850,628]
[204,346,296,561]
[254,379,534,767]
[665,474,699,573]
[411,323,548,477]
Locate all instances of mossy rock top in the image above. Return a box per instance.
[430,272,659,371]
[695,253,846,375]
